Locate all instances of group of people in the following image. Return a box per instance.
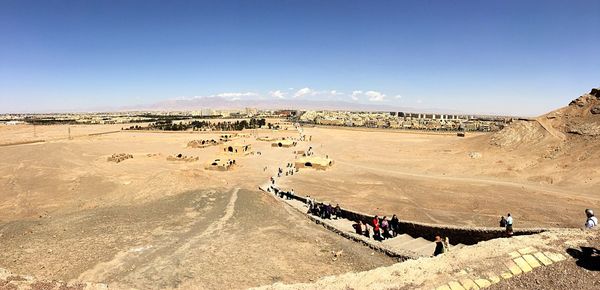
[499,213,514,236]
[498,209,597,236]
[277,164,297,177]
[352,215,401,241]
[266,185,295,200]
[306,197,342,219]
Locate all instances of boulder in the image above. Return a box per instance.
[591,105,600,115]
[591,88,600,99]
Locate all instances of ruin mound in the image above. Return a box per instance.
[187,139,221,148]
[107,153,133,163]
[166,154,199,162]
[490,120,552,148]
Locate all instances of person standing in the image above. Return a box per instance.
[334,204,342,219]
[362,221,371,238]
[506,213,514,236]
[381,216,391,239]
[390,214,400,237]
[433,236,445,256]
[499,216,507,227]
[585,209,598,229]
[372,215,382,241]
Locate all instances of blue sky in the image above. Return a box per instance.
[1,0,599,115]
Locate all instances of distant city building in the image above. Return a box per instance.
[299,110,512,132]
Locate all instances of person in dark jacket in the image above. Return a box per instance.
[499,216,507,227]
[433,236,445,256]
[390,214,400,237]
[334,204,342,219]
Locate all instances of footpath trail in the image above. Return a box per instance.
[77,188,240,288]
[261,124,447,258]
[267,191,454,258]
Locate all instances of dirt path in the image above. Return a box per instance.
[77,188,240,288]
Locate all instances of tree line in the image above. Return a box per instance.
[124,118,279,131]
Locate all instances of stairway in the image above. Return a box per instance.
[270,194,467,257]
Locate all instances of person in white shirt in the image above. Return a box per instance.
[505,213,514,236]
[585,209,598,229]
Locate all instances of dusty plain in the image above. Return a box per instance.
[1,104,598,288]
[0,124,394,289]
[280,125,600,228]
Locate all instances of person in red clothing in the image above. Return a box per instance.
[372,215,382,241]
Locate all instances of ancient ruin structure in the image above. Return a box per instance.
[295,156,334,170]
[205,158,235,171]
[271,139,296,148]
[219,134,238,142]
[107,153,133,163]
[257,136,277,141]
[166,153,199,162]
[187,139,221,148]
[222,142,253,156]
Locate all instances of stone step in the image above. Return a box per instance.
[382,234,417,247]
[412,242,437,257]
[397,237,432,252]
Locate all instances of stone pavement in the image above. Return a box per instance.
[434,246,566,290]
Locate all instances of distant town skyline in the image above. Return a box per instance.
[1,0,599,115]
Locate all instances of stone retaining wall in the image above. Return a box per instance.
[286,191,547,245]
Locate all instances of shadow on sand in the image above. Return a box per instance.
[566,247,600,271]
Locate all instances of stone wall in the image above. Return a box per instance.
[289,192,547,245]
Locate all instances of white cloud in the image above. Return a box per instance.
[177,89,397,104]
[351,90,362,101]
[365,90,386,102]
[294,87,314,98]
[269,90,286,99]
[215,92,258,98]
[177,92,258,101]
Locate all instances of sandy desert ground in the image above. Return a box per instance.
[1,90,598,288]
[0,126,394,289]
[279,125,600,228]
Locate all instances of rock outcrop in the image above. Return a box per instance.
[491,88,600,149]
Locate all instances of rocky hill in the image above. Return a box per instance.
[551,88,600,137]
[462,88,600,191]
[490,88,600,149]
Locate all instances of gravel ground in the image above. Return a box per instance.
[0,189,395,289]
[489,231,600,290]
